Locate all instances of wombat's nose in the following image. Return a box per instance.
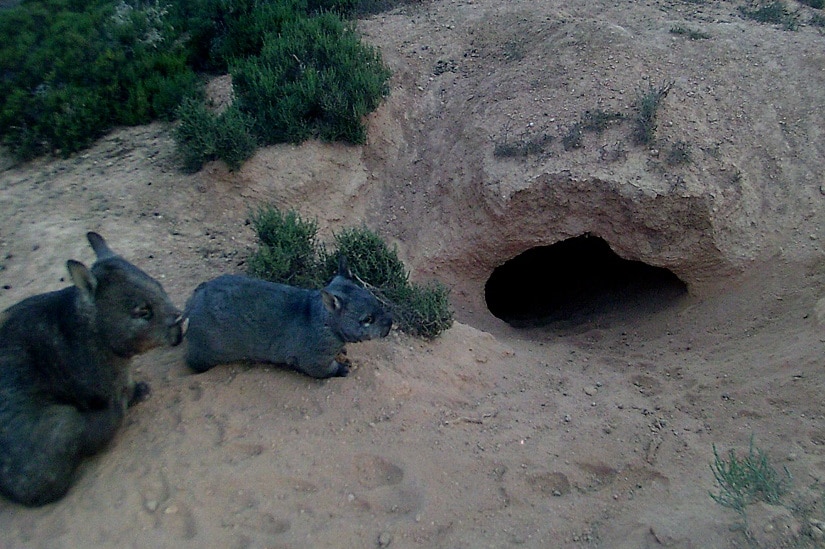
[168,313,186,346]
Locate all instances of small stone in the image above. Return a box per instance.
[144,499,158,512]
[378,531,393,547]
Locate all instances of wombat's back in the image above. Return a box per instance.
[184,275,323,372]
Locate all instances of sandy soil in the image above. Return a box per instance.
[1,0,825,547]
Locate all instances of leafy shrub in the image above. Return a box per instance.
[323,227,409,292]
[739,1,799,30]
[799,0,824,8]
[174,98,257,172]
[248,206,454,339]
[389,281,454,340]
[0,0,198,160]
[231,11,391,145]
[247,207,326,288]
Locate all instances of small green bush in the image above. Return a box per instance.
[710,436,792,524]
[632,81,673,146]
[389,281,454,340]
[231,11,391,145]
[174,99,257,172]
[247,207,326,288]
[739,1,799,30]
[669,25,711,39]
[323,227,409,292]
[799,0,824,8]
[247,206,453,339]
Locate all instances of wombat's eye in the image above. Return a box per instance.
[361,314,374,326]
[132,304,153,320]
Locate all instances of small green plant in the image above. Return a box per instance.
[561,123,584,151]
[666,140,692,165]
[493,130,553,158]
[323,227,409,292]
[632,81,673,146]
[799,0,824,7]
[710,436,792,525]
[580,109,625,133]
[247,206,454,339]
[247,207,326,288]
[174,99,258,172]
[810,12,825,26]
[669,25,711,39]
[739,1,800,30]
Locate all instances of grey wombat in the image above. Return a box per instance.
[184,258,392,378]
[0,232,184,507]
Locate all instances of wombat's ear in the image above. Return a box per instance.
[67,259,97,300]
[321,289,343,313]
[86,232,117,261]
[337,255,353,279]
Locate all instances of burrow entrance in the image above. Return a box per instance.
[484,235,688,327]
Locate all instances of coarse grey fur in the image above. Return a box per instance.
[0,232,184,507]
[184,259,392,378]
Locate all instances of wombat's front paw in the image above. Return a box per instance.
[128,381,152,407]
[332,360,350,377]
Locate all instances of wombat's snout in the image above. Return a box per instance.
[168,313,186,346]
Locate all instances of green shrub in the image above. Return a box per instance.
[247,206,454,339]
[231,11,391,145]
[174,98,257,171]
[0,0,198,160]
[710,436,792,525]
[388,281,454,340]
[324,227,409,292]
[247,206,327,288]
[669,25,711,39]
[632,81,673,146]
[799,0,824,8]
[739,1,799,30]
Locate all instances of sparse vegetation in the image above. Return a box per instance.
[739,1,800,30]
[710,437,792,526]
[632,81,673,146]
[580,109,625,133]
[248,205,454,339]
[562,123,584,150]
[493,129,553,158]
[666,140,692,165]
[669,25,711,39]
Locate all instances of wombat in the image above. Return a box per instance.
[184,258,392,378]
[0,232,184,507]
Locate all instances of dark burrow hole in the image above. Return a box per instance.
[485,234,688,328]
